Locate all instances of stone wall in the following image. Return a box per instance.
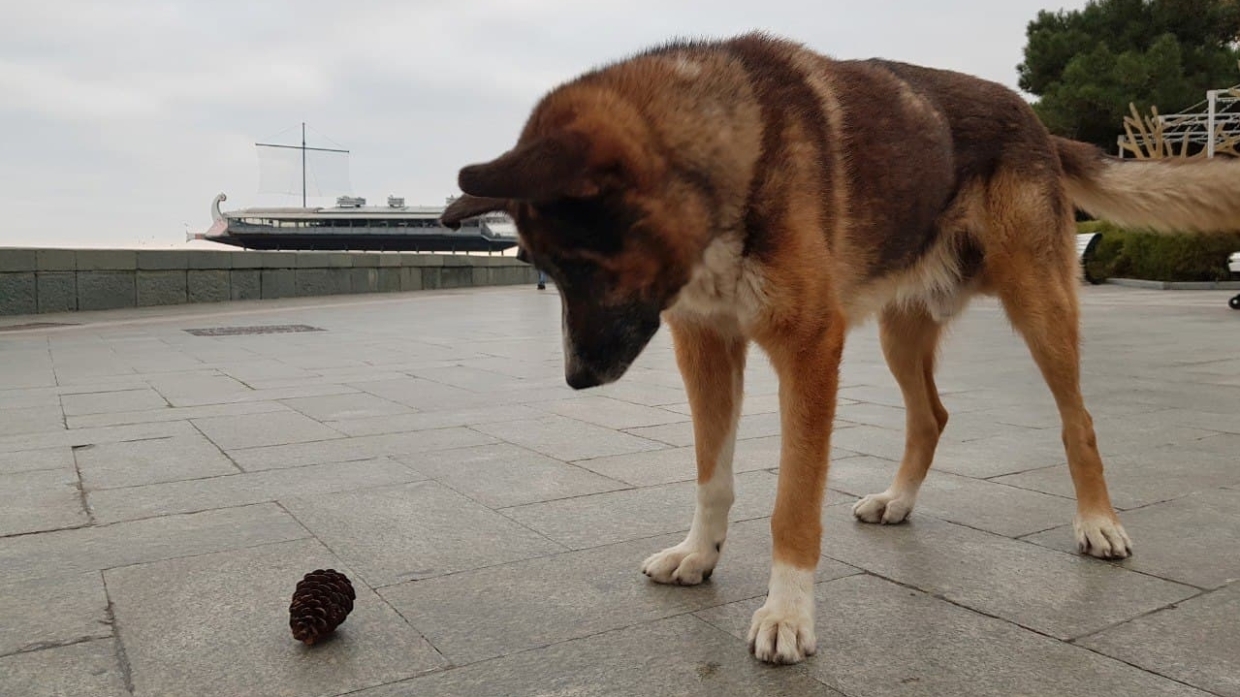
[0,249,538,316]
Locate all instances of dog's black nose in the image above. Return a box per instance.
[566,367,602,390]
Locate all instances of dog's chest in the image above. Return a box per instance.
[665,235,768,328]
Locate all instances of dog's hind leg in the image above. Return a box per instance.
[641,319,746,585]
[853,305,948,524]
[992,206,1131,559]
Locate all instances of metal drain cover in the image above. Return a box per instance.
[184,324,325,336]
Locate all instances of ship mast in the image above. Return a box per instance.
[255,123,350,208]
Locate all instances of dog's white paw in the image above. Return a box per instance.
[747,599,816,665]
[641,541,720,585]
[852,490,914,524]
[1074,513,1133,560]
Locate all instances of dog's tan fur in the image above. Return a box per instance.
[441,32,1240,665]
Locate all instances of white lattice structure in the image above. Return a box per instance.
[1117,80,1240,159]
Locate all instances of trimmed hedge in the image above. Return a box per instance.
[1079,221,1240,283]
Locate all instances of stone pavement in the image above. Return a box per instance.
[0,284,1237,697]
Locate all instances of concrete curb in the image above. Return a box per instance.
[1106,278,1240,290]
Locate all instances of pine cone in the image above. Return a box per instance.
[289,569,356,645]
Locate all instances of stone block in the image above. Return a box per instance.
[75,250,136,270]
[186,269,230,303]
[137,250,189,270]
[351,267,378,293]
[136,270,187,307]
[229,269,261,300]
[439,265,473,288]
[186,250,233,269]
[36,249,76,271]
[77,271,135,311]
[0,272,37,315]
[229,252,266,269]
[294,268,350,297]
[0,248,37,272]
[421,268,441,289]
[258,252,298,268]
[260,269,295,299]
[36,272,76,313]
[378,268,401,292]
[402,254,444,267]
[399,267,423,291]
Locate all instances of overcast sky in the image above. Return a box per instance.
[0,0,1086,248]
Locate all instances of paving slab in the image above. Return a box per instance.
[0,571,111,657]
[380,518,858,665]
[88,457,424,524]
[226,427,497,471]
[501,470,853,550]
[66,399,290,429]
[472,414,666,461]
[61,387,168,416]
[624,411,785,447]
[75,432,238,490]
[280,392,413,421]
[280,481,565,586]
[994,445,1240,510]
[352,615,843,697]
[192,409,344,449]
[0,405,64,437]
[569,434,809,487]
[826,455,1078,538]
[1078,582,1240,697]
[695,574,1211,697]
[325,404,542,437]
[0,446,74,475]
[395,443,627,508]
[107,538,444,697]
[534,395,689,430]
[0,419,197,455]
[0,504,308,583]
[816,505,1197,640]
[1023,487,1240,589]
[0,466,87,536]
[0,639,129,697]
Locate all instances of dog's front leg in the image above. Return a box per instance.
[642,319,746,585]
[748,319,844,664]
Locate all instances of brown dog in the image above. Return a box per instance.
[441,32,1240,664]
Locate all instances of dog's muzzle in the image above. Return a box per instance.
[560,299,661,390]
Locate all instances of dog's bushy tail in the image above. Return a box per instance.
[1053,136,1240,233]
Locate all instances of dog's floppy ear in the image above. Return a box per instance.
[439,194,508,230]
[458,131,598,202]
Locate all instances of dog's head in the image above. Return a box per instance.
[441,91,712,389]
